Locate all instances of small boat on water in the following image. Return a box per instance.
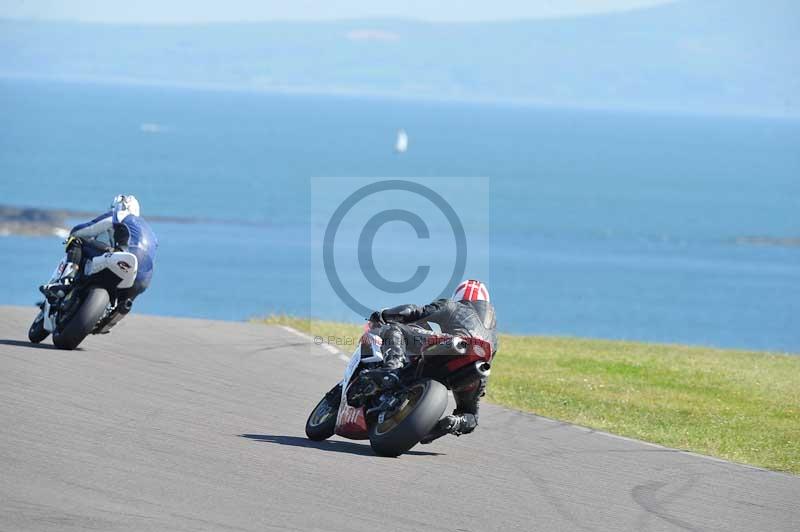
[395,128,408,153]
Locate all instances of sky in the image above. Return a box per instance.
[0,0,677,23]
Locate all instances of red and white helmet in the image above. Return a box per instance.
[452,279,490,302]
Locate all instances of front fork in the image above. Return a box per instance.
[40,299,55,333]
[40,256,80,333]
[39,258,67,333]
[46,257,79,286]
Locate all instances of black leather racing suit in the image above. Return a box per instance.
[370,299,497,437]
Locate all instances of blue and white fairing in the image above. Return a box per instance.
[70,210,158,289]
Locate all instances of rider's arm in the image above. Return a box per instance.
[377,299,448,324]
[70,211,113,239]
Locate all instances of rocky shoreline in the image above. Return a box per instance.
[734,236,800,248]
[0,204,267,237]
[0,205,81,237]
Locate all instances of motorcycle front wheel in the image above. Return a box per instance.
[52,287,109,350]
[368,378,448,457]
[305,383,341,441]
[28,310,49,344]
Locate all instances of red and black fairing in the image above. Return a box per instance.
[334,401,369,439]
[409,334,494,388]
[333,332,381,440]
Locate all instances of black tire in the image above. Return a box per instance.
[52,287,109,350]
[28,310,49,344]
[369,379,448,457]
[305,384,341,441]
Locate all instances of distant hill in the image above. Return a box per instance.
[1,0,798,116]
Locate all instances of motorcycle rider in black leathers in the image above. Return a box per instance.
[369,280,497,444]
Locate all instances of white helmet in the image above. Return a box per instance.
[111,194,140,222]
[452,279,490,302]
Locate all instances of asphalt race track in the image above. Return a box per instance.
[0,306,797,531]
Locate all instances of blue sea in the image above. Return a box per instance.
[1,79,798,352]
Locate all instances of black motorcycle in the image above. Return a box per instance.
[305,324,492,456]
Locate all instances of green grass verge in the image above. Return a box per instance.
[258,315,800,474]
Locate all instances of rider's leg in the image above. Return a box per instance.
[450,376,485,434]
[118,270,152,313]
[420,374,487,444]
[62,238,85,279]
[93,282,143,334]
[379,324,435,369]
[45,236,111,287]
[40,241,82,300]
[380,324,408,370]
[44,238,112,291]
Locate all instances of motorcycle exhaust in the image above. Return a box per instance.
[452,336,469,355]
[422,336,469,357]
[475,361,491,377]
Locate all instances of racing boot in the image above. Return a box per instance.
[419,413,477,444]
[38,283,67,303]
[362,364,402,390]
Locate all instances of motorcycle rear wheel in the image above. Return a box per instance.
[368,378,448,457]
[52,287,109,350]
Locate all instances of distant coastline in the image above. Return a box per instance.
[734,236,800,248]
[2,2,798,119]
[3,73,799,121]
[0,205,78,237]
[0,204,266,237]
[4,204,799,249]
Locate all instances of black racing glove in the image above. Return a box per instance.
[368,310,385,327]
[63,235,82,252]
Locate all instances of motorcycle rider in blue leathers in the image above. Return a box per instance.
[41,195,158,325]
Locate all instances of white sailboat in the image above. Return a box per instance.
[394,128,408,153]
